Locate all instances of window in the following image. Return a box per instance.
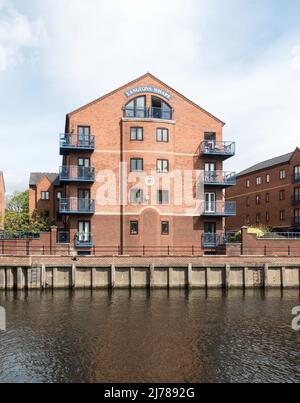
[157,190,169,205]
[157,128,169,142]
[56,192,62,200]
[266,212,270,223]
[78,157,90,168]
[246,215,250,225]
[294,209,300,225]
[294,188,300,202]
[266,174,270,183]
[246,180,250,188]
[78,126,91,144]
[256,213,261,224]
[256,195,261,205]
[130,158,143,172]
[130,221,139,235]
[78,221,91,243]
[279,169,286,180]
[266,193,270,203]
[256,177,262,186]
[151,97,172,120]
[130,189,144,204]
[204,132,217,141]
[246,197,250,207]
[157,159,169,173]
[205,193,216,213]
[279,190,285,201]
[41,191,50,201]
[280,210,286,221]
[294,166,300,182]
[124,96,146,118]
[130,127,143,141]
[161,221,169,236]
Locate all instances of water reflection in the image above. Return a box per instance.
[0,289,300,383]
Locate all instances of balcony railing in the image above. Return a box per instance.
[124,107,173,120]
[202,201,236,217]
[75,233,93,248]
[59,134,95,154]
[204,171,236,187]
[292,174,300,184]
[59,166,95,183]
[57,231,70,244]
[59,198,95,215]
[292,196,300,206]
[200,141,235,159]
[202,233,223,248]
[292,217,300,227]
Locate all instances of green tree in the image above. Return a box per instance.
[3,190,55,234]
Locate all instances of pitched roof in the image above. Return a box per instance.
[29,173,59,186]
[67,72,225,126]
[237,151,295,177]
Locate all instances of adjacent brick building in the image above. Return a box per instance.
[0,171,5,230]
[227,148,300,232]
[31,73,236,254]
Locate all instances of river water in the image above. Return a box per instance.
[0,289,299,383]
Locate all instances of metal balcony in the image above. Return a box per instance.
[59,166,95,183]
[292,174,300,184]
[204,171,236,187]
[291,196,300,206]
[202,201,236,217]
[59,134,95,155]
[202,233,223,249]
[124,107,173,120]
[75,233,93,248]
[291,217,300,227]
[200,141,235,160]
[59,198,95,215]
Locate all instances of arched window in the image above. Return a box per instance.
[150,97,172,120]
[124,96,146,118]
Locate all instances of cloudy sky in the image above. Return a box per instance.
[0,0,300,193]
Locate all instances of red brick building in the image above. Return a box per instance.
[31,73,236,254]
[227,148,300,232]
[0,171,5,230]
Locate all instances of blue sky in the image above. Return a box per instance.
[0,0,300,193]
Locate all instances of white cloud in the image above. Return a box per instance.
[0,3,46,71]
[292,46,300,70]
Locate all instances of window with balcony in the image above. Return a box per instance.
[130,158,143,172]
[130,127,143,141]
[157,190,169,205]
[161,221,169,236]
[157,128,169,142]
[41,191,50,201]
[157,159,169,173]
[130,189,144,204]
[125,96,146,118]
[130,221,139,235]
[150,97,172,120]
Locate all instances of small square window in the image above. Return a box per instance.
[130,127,143,141]
[157,190,169,205]
[130,189,144,204]
[157,128,169,142]
[41,191,50,201]
[161,221,169,235]
[130,221,139,235]
[130,158,143,172]
[279,170,286,180]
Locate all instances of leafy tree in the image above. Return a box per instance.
[3,190,55,234]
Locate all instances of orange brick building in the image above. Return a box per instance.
[31,73,236,254]
[0,171,5,230]
[227,148,300,232]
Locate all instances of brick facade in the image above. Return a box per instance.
[32,73,236,253]
[0,172,5,230]
[227,148,300,232]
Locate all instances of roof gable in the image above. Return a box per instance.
[68,72,225,126]
[29,173,59,187]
